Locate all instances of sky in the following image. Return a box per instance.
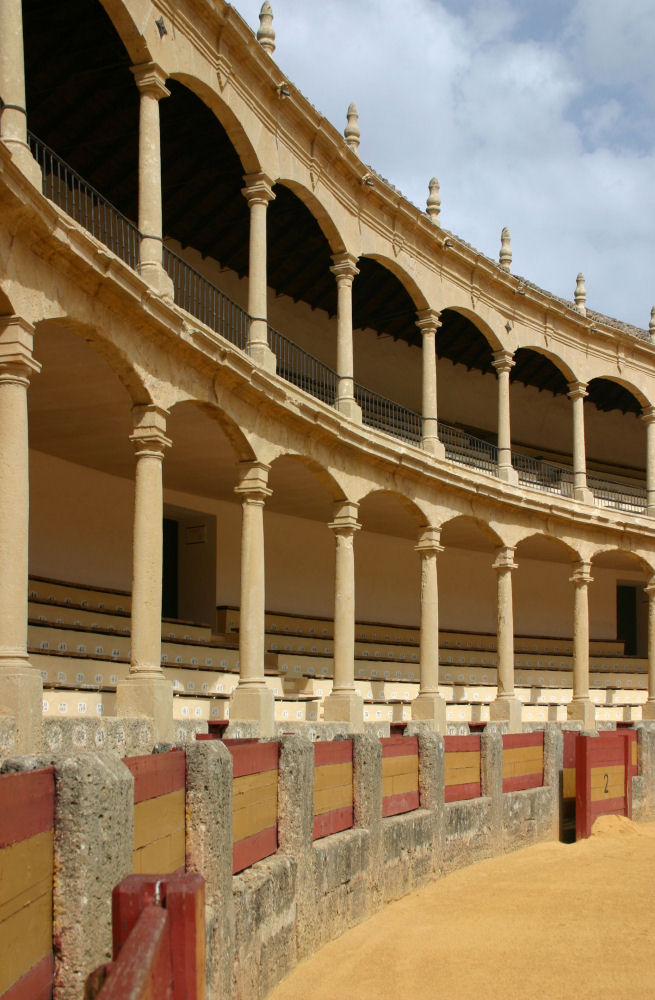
[242,0,655,329]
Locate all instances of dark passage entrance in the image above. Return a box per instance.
[162,518,179,619]
[616,584,637,655]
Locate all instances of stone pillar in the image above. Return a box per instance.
[492,351,518,484]
[416,309,445,458]
[116,405,173,742]
[230,461,275,735]
[568,381,594,504]
[0,316,42,753]
[642,578,655,721]
[131,62,173,297]
[0,0,41,186]
[323,501,363,729]
[330,252,362,422]
[567,560,596,728]
[489,546,522,732]
[642,407,655,517]
[412,527,446,730]
[242,173,277,373]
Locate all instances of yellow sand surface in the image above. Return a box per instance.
[270,817,655,1000]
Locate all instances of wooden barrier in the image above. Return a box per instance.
[313,740,354,840]
[443,735,482,802]
[502,732,544,793]
[123,751,186,874]
[229,741,279,874]
[575,731,632,840]
[87,872,205,1000]
[0,767,55,1000]
[381,735,419,817]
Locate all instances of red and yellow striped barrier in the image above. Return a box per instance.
[444,735,481,802]
[313,740,353,840]
[576,730,633,839]
[502,733,544,793]
[123,751,186,875]
[381,735,419,817]
[0,767,55,1000]
[229,741,279,874]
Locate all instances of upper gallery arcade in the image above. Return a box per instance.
[1,0,655,748]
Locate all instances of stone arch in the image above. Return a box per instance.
[356,487,430,533]
[438,513,505,549]
[440,306,505,354]
[586,375,652,415]
[589,546,655,576]
[359,251,430,313]
[167,398,257,467]
[98,0,153,64]
[267,451,348,507]
[514,531,582,563]
[511,344,578,388]
[0,289,15,316]
[274,179,350,258]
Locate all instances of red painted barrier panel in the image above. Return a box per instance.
[381,735,419,817]
[122,752,186,875]
[575,731,632,840]
[228,741,279,874]
[501,732,544,793]
[313,740,354,840]
[443,735,481,802]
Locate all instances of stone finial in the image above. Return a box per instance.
[574,272,587,316]
[257,2,275,55]
[649,306,655,342]
[344,103,360,153]
[426,177,441,226]
[499,227,512,272]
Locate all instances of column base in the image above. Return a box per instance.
[421,436,446,459]
[567,697,596,729]
[641,701,655,721]
[574,487,595,505]
[249,342,277,374]
[3,139,43,189]
[0,657,43,753]
[411,692,447,732]
[139,262,174,299]
[229,684,275,737]
[337,397,363,423]
[116,672,174,743]
[322,690,364,731]
[489,695,523,732]
[498,464,519,485]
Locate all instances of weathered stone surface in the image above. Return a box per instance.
[41,716,154,757]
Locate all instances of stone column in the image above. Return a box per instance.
[330,252,362,422]
[131,62,173,297]
[492,351,518,484]
[416,309,445,458]
[567,560,596,728]
[116,405,173,742]
[489,546,522,731]
[642,407,655,517]
[642,578,655,721]
[0,316,42,753]
[0,0,41,186]
[568,381,594,504]
[323,501,363,729]
[412,527,446,730]
[230,462,275,735]
[242,173,277,373]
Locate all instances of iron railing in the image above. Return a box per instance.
[512,452,574,497]
[267,326,338,405]
[28,132,140,270]
[355,384,423,445]
[163,246,249,352]
[587,475,647,513]
[438,422,498,474]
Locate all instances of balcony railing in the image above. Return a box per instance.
[163,247,249,352]
[512,452,574,497]
[267,326,338,406]
[28,133,140,271]
[438,422,498,474]
[587,475,647,513]
[355,384,423,446]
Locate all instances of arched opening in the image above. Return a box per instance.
[438,516,501,635]
[590,549,650,659]
[513,534,576,641]
[584,379,647,504]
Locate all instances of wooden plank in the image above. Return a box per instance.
[165,876,206,1000]
[590,765,625,802]
[562,730,577,769]
[0,769,54,848]
[502,773,543,793]
[1,954,53,1000]
[382,790,420,817]
[313,762,352,791]
[0,892,53,996]
[233,797,278,843]
[123,752,186,805]
[445,782,481,803]
[443,735,481,753]
[133,827,186,876]
[228,741,279,779]
[562,768,576,800]
[381,736,419,759]
[382,754,419,778]
[312,807,353,841]
[445,762,481,787]
[233,771,278,811]
[95,905,171,1000]
[313,784,353,816]
[0,831,53,921]
[314,741,353,767]
[382,771,419,799]
[502,733,543,749]
[133,790,185,852]
[233,826,277,875]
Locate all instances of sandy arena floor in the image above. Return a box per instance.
[270,817,655,1000]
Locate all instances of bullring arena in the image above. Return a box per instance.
[0,1,654,998]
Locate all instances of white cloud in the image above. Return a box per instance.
[244,0,655,328]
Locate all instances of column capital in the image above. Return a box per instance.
[329,499,361,536]
[567,380,588,400]
[641,405,655,425]
[130,404,171,456]
[415,308,442,336]
[242,173,276,206]
[492,545,517,572]
[570,560,593,587]
[415,525,443,554]
[330,252,359,283]
[0,316,41,382]
[491,350,514,375]
[130,62,170,100]
[234,460,272,503]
